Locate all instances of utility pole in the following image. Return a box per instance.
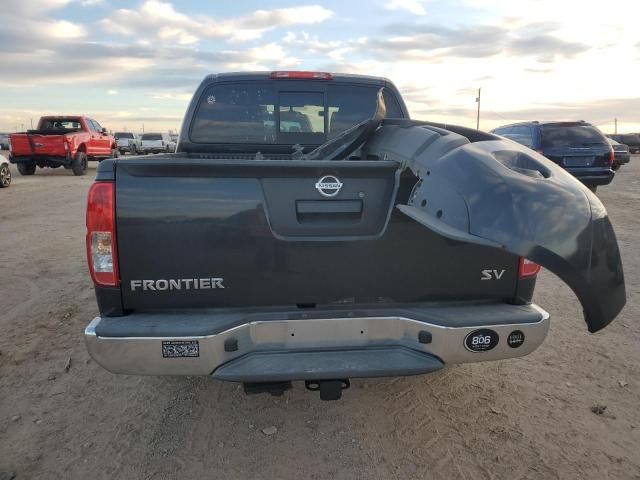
[142,123,145,133]
[30,118,33,129]
[475,88,481,130]
[614,118,618,134]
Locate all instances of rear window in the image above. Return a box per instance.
[141,133,162,141]
[40,118,82,131]
[540,124,606,149]
[114,132,134,139]
[190,82,404,145]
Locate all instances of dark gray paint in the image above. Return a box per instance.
[113,158,520,311]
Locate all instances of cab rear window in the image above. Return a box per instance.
[190,82,404,145]
[141,134,162,141]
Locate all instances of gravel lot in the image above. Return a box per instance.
[0,152,638,480]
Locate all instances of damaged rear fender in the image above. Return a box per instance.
[363,122,625,332]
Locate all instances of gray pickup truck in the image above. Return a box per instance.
[84,71,626,400]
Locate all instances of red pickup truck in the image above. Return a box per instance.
[9,116,117,176]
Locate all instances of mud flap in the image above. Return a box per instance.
[361,121,626,332]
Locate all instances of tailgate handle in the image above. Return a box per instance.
[296,200,362,214]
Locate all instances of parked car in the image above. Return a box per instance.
[0,133,9,150]
[9,116,117,176]
[607,138,631,171]
[608,133,640,153]
[491,121,614,192]
[84,71,625,401]
[0,157,11,187]
[114,132,141,155]
[140,132,172,154]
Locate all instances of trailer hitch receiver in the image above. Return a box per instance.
[305,379,350,401]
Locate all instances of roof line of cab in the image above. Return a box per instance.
[495,120,590,128]
[203,71,392,86]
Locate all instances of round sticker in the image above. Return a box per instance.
[464,329,499,352]
[507,330,525,348]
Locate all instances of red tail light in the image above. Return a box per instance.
[608,148,614,166]
[270,71,333,80]
[86,182,119,287]
[519,257,541,278]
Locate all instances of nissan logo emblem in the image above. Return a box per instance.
[315,175,343,197]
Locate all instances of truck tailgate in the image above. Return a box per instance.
[114,158,519,311]
[10,133,67,156]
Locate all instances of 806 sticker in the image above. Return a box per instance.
[464,329,499,352]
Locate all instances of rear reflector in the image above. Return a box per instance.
[270,71,333,80]
[86,182,119,287]
[519,257,541,278]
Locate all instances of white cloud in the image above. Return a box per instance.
[49,20,87,39]
[100,1,334,44]
[282,32,366,62]
[107,89,118,95]
[385,0,429,15]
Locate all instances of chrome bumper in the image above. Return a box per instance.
[85,305,550,379]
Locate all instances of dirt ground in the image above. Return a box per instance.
[0,151,638,480]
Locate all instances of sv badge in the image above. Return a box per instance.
[481,269,505,281]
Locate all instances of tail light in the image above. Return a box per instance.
[86,182,119,287]
[270,71,333,80]
[608,148,614,166]
[519,257,541,278]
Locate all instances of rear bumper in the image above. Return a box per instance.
[85,302,550,381]
[614,152,631,165]
[9,153,71,167]
[566,168,615,186]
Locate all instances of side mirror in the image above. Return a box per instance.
[102,128,108,135]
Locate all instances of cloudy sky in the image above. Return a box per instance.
[1,0,639,133]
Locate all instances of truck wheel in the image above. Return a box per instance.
[0,164,11,187]
[17,162,36,176]
[72,152,88,176]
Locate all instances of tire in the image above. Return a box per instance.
[0,163,11,187]
[612,162,620,171]
[71,151,88,176]
[17,162,36,176]
[131,144,137,155]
